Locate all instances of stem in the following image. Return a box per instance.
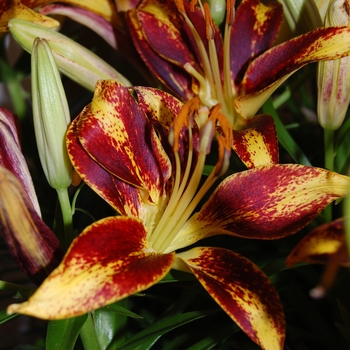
[80,313,101,350]
[344,193,350,258]
[56,188,74,250]
[323,129,335,222]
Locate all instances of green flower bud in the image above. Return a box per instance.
[204,0,226,26]
[317,0,350,130]
[31,37,72,190]
[9,19,131,91]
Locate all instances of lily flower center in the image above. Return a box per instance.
[174,0,241,128]
[150,98,232,253]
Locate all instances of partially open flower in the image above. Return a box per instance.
[317,0,350,130]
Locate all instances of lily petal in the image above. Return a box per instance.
[127,5,195,101]
[0,108,41,214]
[237,25,350,117]
[232,114,279,168]
[168,164,350,251]
[0,166,62,284]
[286,218,350,267]
[24,0,115,22]
[67,117,145,218]
[7,216,175,319]
[39,4,117,48]
[75,80,172,204]
[0,0,59,32]
[230,0,283,88]
[176,247,285,350]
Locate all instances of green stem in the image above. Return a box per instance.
[323,129,335,222]
[80,313,101,350]
[56,188,74,250]
[344,193,350,258]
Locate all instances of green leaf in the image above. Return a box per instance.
[99,303,142,319]
[0,309,18,324]
[46,314,88,350]
[0,280,34,298]
[263,98,311,166]
[109,310,216,350]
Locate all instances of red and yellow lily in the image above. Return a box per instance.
[127,0,350,127]
[7,80,350,349]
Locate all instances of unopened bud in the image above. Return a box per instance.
[317,0,350,130]
[31,37,72,190]
[9,19,131,91]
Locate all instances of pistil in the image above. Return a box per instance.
[151,101,232,253]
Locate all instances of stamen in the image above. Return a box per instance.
[184,63,218,107]
[175,2,217,106]
[204,3,227,114]
[151,100,198,249]
[223,0,236,123]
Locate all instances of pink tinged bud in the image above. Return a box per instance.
[317,0,350,130]
[0,107,41,215]
[0,166,62,285]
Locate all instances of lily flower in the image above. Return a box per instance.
[7,80,350,350]
[127,0,350,128]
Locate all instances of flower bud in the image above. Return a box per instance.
[0,107,41,215]
[9,19,131,91]
[0,166,62,284]
[317,0,350,130]
[277,0,322,37]
[31,37,72,190]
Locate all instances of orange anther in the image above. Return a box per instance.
[172,97,201,152]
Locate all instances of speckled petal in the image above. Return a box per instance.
[230,0,283,88]
[7,217,175,319]
[286,218,350,267]
[236,26,350,117]
[75,80,171,205]
[176,247,285,350]
[25,0,115,22]
[127,5,195,101]
[167,164,350,251]
[0,166,62,285]
[0,0,59,32]
[232,114,278,168]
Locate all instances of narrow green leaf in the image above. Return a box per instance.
[100,303,142,319]
[0,309,18,324]
[263,98,311,166]
[46,314,88,350]
[0,280,34,298]
[110,310,215,350]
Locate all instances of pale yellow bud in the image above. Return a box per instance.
[8,19,131,91]
[317,0,350,130]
